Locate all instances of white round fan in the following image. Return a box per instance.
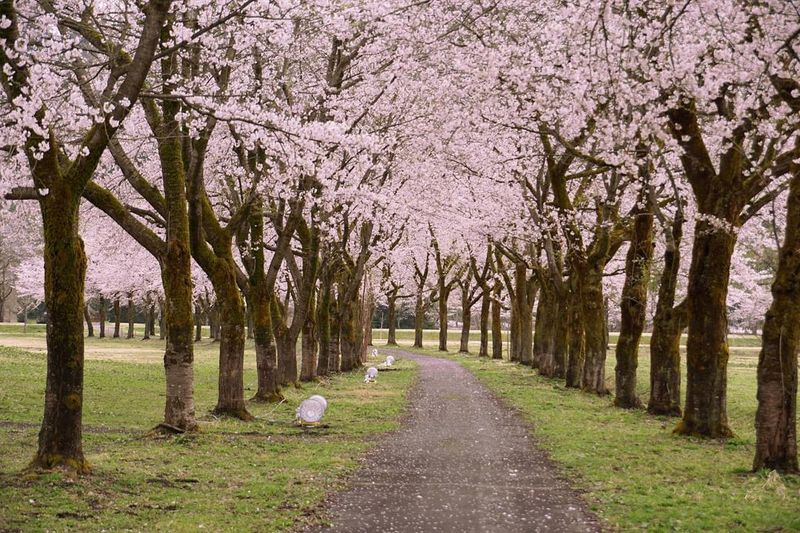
[296,397,326,424]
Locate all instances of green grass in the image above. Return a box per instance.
[0,338,416,532]
[373,328,764,348]
[402,343,799,532]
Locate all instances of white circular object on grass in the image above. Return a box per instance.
[371,348,378,357]
[385,355,395,366]
[308,395,328,411]
[366,367,378,379]
[296,398,326,423]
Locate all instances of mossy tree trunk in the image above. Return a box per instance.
[533,283,556,374]
[35,189,90,473]
[614,205,654,409]
[458,283,472,353]
[565,276,585,388]
[413,292,425,348]
[754,172,800,473]
[648,212,686,417]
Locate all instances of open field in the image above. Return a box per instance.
[0,327,416,532]
[401,342,800,532]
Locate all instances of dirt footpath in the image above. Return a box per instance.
[307,350,600,533]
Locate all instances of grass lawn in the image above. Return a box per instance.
[0,327,416,532]
[400,340,800,532]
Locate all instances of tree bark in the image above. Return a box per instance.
[459,282,472,353]
[194,304,202,342]
[615,207,654,408]
[387,293,398,346]
[565,277,585,388]
[534,285,555,373]
[113,298,121,338]
[98,297,106,339]
[300,303,318,382]
[581,266,610,395]
[753,173,800,473]
[491,282,503,359]
[675,221,737,438]
[340,295,362,372]
[648,213,686,417]
[438,287,449,352]
[84,304,94,338]
[126,296,135,339]
[413,292,425,348]
[478,290,490,357]
[33,193,89,473]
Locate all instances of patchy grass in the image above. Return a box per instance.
[0,342,416,532]
[404,343,799,532]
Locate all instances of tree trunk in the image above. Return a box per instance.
[459,285,471,353]
[438,287,448,352]
[581,266,609,395]
[675,221,736,438]
[33,195,89,473]
[413,293,425,348]
[615,207,654,408]
[300,313,318,382]
[250,288,281,403]
[246,305,253,339]
[113,298,121,338]
[340,296,362,372]
[126,296,135,339]
[514,263,535,366]
[753,174,800,473]
[534,286,555,373]
[491,282,503,359]
[387,294,398,346]
[159,214,198,431]
[142,303,151,340]
[148,303,156,337]
[565,278,585,388]
[648,213,685,416]
[479,290,490,357]
[194,304,202,342]
[98,297,106,338]
[83,304,94,338]
[275,327,298,386]
[158,299,165,340]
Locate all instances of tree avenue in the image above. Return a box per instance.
[0,0,797,484]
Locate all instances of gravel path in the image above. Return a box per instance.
[307,350,600,533]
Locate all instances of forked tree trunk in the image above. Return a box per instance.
[84,304,94,337]
[126,296,135,339]
[33,193,89,473]
[113,298,121,338]
[648,214,686,417]
[387,294,398,346]
[98,297,106,338]
[615,207,654,408]
[491,282,503,359]
[753,174,800,473]
[478,290,490,357]
[675,221,737,438]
